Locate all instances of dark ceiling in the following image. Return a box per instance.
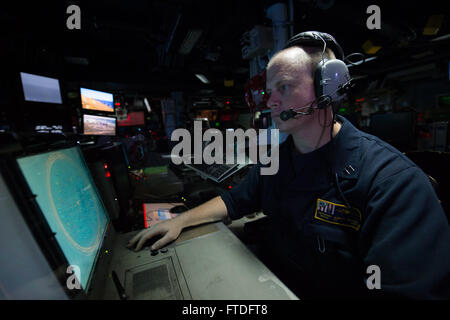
[2,0,450,100]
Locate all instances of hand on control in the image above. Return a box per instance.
[126,217,184,251]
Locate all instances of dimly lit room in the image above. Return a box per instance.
[0,0,449,303]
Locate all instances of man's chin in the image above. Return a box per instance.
[273,118,290,133]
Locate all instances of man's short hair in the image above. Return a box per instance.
[267,45,337,78]
[301,46,336,77]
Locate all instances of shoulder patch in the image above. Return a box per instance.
[314,198,361,231]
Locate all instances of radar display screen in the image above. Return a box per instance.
[17,147,109,290]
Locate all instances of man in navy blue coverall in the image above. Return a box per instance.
[128,36,450,299]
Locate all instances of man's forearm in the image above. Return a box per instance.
[176,196,229,229]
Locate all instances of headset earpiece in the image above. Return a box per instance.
[316,59,351,104]
[284,31,352,109]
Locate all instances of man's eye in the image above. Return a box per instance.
[279,84,288,93]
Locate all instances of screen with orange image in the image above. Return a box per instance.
[80,87,114,112]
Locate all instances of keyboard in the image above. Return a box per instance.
[185,158,252,183]
[188,162,239,181]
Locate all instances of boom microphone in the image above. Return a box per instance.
[280,109,298,121]
[279,102,315,121]
[278,94,336,121]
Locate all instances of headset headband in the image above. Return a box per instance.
[283,31,345,61]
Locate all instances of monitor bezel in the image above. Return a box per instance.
[12,144,112,295]
[0,154,84,299]
[12,70,71,133]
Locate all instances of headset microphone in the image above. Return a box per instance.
[279,109,297,121]
[279,105,313,121]
[279,95,333,121]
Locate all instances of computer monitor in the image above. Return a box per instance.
[117,111,145,127]
[20,72,63,104]
[83,114,116,136]
[370,112,415,150]
[80,88,114,113]
[16,146,110,291]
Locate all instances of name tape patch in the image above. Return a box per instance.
[314,198,361,231]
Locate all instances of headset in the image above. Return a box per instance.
[279,31,354,121]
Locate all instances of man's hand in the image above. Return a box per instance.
[127,217,185,251]
[127,197,229,252]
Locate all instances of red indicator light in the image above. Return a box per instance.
[105,171,111,178]
[114,102,121,106]
[228,185,232,189]
[104,163,108,169]
[143,203,147,228]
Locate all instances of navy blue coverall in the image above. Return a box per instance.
[220,115,450,299]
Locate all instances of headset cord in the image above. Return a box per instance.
[315,108,328,150]
[330,110,353,210]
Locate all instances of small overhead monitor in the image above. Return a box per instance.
[16,146,110,292]
[20,72,63,104]
[83,114,116,136]
[80,88,114,113]
[117,111,145,127]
